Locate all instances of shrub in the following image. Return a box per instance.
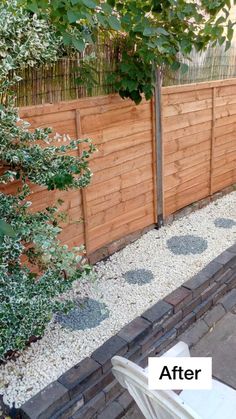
[0,1,94,358]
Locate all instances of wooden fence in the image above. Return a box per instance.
[20,95,156,255]
[163,79,236,215]
[18,78,236,257]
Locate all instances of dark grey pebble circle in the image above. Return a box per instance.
[214,218,236,229]
[167,234,208,255]
[123,268,154,285]
[55,298,109,331]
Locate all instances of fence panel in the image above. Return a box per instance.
[162,79,236,216]
[19,95,156,255]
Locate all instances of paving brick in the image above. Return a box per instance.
[124,345,142,362]
[204,305,226,327]
[139,328,163,353]
[164,287,192,313]
[228,243,236,254]
[117,391,134,413]
[97,401,124,419]
[182,296,201,317]
[175,312,196,336]
[20,381,69,419]
[182,273,209,296]
[141,300,173,328]
[201,282,219,301]
[118,317,151,348]
[58,357,101,398]
[91,335,127,373]
[162,311,183,332]
[51,394,84,419]
[183,261,223,296]
[214,250,236,266]
[219,289,236,312]
[178,320,209,348]
[151,329,177,356]
[228,256,236,270]
[72,392,105,419]
[225,274,236,291]
[103,380,123,403]
[212,284,228,304]
[193,297,213,319]
[214,268,234,284]
[83,371,113,403]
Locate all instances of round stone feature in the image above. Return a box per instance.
[123,268,154,285]
[56,298,109,330]
[214,218,236,229]
[167,234,208,255]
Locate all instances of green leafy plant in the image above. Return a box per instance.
[21,0,235,103]
[0,1,95,358]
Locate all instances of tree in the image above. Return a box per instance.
[21,0,235,103]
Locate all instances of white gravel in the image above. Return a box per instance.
[1,192,236,407]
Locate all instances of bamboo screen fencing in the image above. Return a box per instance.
[17,78,236,256]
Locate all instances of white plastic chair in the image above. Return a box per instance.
[112,341,236,419]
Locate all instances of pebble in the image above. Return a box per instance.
[0,192,235,407]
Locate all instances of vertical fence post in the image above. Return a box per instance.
[75,109,90,257]
[154,67,164,227]
[210,87,216,195]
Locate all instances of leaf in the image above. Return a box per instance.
[67,10,81,23]
[225,40,231,51]
[27,0,39,13]
[156,27,169,36]
[82,0,97,9]
[62,33,72,46]
[100,3,112,13]
[143,27,155,36]
[107,15,121,31]
[171,61,181,71]
[180,63,189,74]
[215,16,225,25]
[227,26,234,42]
[71,0,83,4]
[72,37,85,52]
[0,220,16,238]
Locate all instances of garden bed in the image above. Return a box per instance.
[0,192,236,412]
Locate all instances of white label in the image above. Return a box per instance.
[148,357,212,390]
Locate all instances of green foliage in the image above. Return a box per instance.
[21,0,234,103]
[0,1,94,358]
[0,190,91,355]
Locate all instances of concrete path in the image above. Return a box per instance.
[123,301,236,418]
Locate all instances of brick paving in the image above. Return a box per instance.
[124,295,236,418]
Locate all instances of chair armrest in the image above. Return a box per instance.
[144,341,190,374]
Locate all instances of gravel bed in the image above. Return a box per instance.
[1,192,236,407]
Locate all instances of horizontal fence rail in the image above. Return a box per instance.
[13,78,236,258]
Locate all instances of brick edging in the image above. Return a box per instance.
[89,184,236,264]
[14,243,236,419]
